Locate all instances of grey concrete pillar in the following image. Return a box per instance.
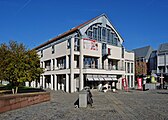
[54,75,57,90]
[80,38,84,91]
[66,55,69,69]
[70,37,75,92]
[51,75,53,90]
[51,59,53,71]
[42,75,45,88]
[66,74,69,92]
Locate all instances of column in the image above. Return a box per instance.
[79,37,84,91]
[51,75,53,90]
[66,74,69,92]
[104,59,108,70]
[39,76,42,87]
[98,57,102,69]
[54,74,57,90]
[70,37,75,92]
[66,55,69,69]
[42,75,45,88]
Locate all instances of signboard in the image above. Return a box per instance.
[122,78,128,91]
[137,78,142,90]
[83,38,98,51]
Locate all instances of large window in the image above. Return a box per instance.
[107,29,110,43]
[52,45,55,54]
[85,23,120,47]
[84,56,98,69]
[41,50,43,58]
[127,63,130,73]
[93,28,97,40]
[88,31,92,39]
[67,38,71,49]
[102,27,106,41]
[57,57,66,69]
[74,37,79,51]
[98,26,101,41]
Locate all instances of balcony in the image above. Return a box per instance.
[83,64,124,71]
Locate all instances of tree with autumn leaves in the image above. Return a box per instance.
[0,41,43,93]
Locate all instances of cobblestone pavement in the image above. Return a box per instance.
[0,89,168,120]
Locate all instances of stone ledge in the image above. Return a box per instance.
[0,92,50,113]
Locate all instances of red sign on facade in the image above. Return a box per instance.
[137,78,142,90]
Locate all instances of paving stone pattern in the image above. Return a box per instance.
[0,90,168,120]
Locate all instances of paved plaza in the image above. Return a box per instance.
[0,89,168,120]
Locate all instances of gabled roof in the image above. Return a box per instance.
[35,14,123,50]
[35,14,105,50]
[132,46,154,60]
[158,43,168,53]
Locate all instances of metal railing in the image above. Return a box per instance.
[83,64,124,71]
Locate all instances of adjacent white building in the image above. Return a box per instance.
[29,14,135,92]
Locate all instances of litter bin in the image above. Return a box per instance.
[79,90,88,108]
[79,87,93,108]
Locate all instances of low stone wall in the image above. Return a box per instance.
[0,92,50,113]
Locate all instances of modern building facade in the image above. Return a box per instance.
[29,14,135,92]
[157,43,168,83]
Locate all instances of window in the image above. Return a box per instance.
[131,63,133,73]
[102,43,107,55]
[52,59,55,70]
[127,75,130,87]
[102,27,106,40]
[67,38,71,49]
[127,63,130,73]
[122,47,124,58]
[131,76,134,87]
[88,31,92,39]
[107,29,110,43]
[84,56,98,69]
[41,50,43,57]
[74,38,79,51]
[57,57,66,69]
[52,45,55,54]
[93,28,97,40]
[125,62,126,72]
[98,26,101,41]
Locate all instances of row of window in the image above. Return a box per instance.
[86,23,120,46]
[125,62,134,73]
[126,75,134,88]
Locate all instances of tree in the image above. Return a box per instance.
[0,41,43,93]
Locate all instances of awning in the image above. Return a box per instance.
[87,78,94,81]
[99,77,104,81]
[104,77,112,81]
[93,78,99,81]
[112,78,118,81]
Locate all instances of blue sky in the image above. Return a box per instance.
[0,0,168,50]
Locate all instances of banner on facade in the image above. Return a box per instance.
[122,78,128,92]
[83,38,98,51]
[137,78,142,90]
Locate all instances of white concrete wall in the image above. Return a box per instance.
[108,45,122,59]
[125,51,134,61]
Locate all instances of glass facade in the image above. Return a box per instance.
[85,23,120,47]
